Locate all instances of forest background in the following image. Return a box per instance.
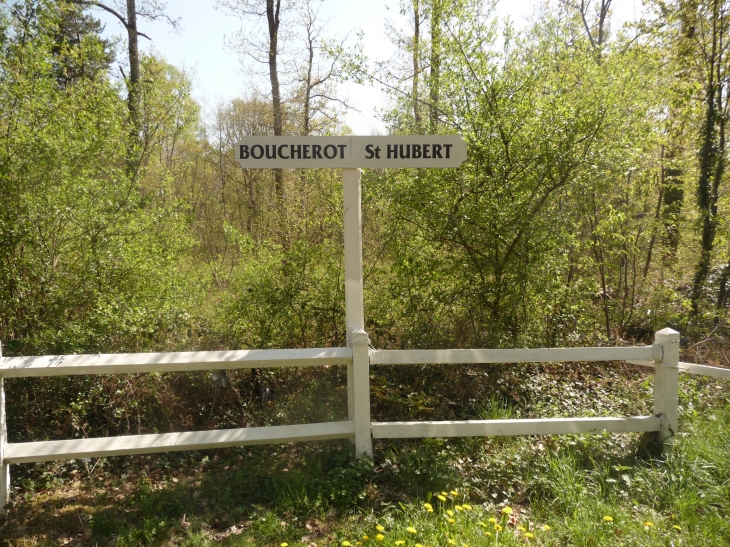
[1,0,730,454]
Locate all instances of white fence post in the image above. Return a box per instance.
[342,168,372,456]
[351,329,372,456]
[1,341,9,515]
[653,328,680,444]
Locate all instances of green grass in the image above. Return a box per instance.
[212,400,729,547]
[2,374,728,546]
[150,387,730,545]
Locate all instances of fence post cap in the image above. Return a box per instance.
[655,328,680,342]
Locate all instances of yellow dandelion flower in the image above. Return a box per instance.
[423,503,433,511]
[478,521,487,527]
[375,534,385,541]
[427,508,434,513]
[673,525,682,531]
[644,521,654,528]
[462,504,472,511]
[407,527,417,534]
[494,524,503,532]
[438,495,447,502]
[281,544,289,547]
[416,544,423,547]
[342,542,351,547]
[603,516,613,522]
[455,505,463,511]
[363,536,369,541]
[395,542,405,546]
[524,532,534,539]
[488,517,497,524]
[484,532,492,537]
[356,543,362,546]
[501,507,513,515]
[442,491,449,496]
[376,526,385,532]
[448,540,456,546]
[448,518,455,524]
[446,510,455,517]
[541,525,551,531]
[517,525,526,532]
[450,490,458,496]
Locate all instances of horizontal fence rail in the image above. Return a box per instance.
[370,346,660,365]
[626,359,730,378]
[679,362,730,379]
[371,416,661,439]
[4,421,355,464]
[0,347,352,378]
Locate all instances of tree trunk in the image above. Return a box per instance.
[266,0,287,245]
[642,172,663,278]
[718,260,730,310]
[690,85,718,314]
[661,151,684,255]
[267,0,282,141]
[303,24,314,136]
[429,0,441,132]
[126,0,140,182]
[412,0,421,130]
[691,0,724,315]
[576,0,611,53]
[660,0,698,257]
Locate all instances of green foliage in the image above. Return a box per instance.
[0,1,194,356]
[0,0,726,392]
[221,229,346,349]
[363,5,677,349]
[326,452,375,509]
[51,1,115,88]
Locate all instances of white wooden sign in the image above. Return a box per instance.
[235,135,466,168]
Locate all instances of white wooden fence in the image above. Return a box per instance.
[2,328,730,515]
[2,169,730,515]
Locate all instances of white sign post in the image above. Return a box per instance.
[342,168,370,456]
[236,135,467,456]
[0,342,7,513]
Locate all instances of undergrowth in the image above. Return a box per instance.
[1,370,728,546]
